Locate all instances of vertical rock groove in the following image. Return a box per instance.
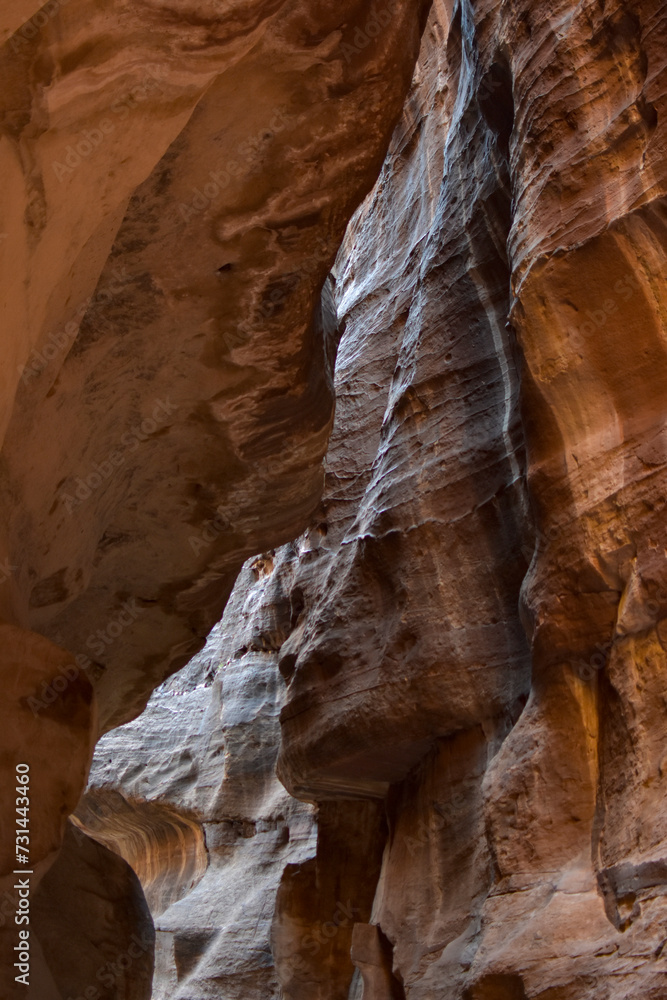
[2,0,667,998]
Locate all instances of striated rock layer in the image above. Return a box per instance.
[271,0,667,996]
[3,0,667,998]
[91,0,667,995]
[0,2,432,996]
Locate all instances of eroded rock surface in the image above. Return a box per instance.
[153,0,666,994]
[32,822,155,1000]
[4,0,667,998]
[0,0,432,737]
[270,0,667,996]
[78,562,318,999]
[0,3,431,995]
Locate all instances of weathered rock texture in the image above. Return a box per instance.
[78,569,317,999]
[3,0,667,997]
[270,0,667,995]
[0,2,431,996]
[78,555,391,999]
[32,822,155,1000]
[0,0,431,731]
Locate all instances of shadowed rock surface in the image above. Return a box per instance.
[0,0,432,734]
[0,2,431,995]
[32,822,155,1000]
[78,567,318,998]
[3,0,667,997]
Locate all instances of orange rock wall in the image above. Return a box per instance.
[3,0,667,998]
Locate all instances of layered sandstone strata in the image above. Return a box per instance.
[0,2,431,996]
[77,569,317,999]
[3,0,667,998]
[272,0,667,996]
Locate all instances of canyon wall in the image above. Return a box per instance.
[289,1,667,994]
[3,0,667,997]
[283,0,667,994]
[78,574,318,999]
[0,1,432,996]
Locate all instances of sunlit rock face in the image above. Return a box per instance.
[0,4,432,996]
[0,0,432,737]
[78,562,318,999]
[273,0,667,995]
[4,0,667,997]
[276,0,531,804]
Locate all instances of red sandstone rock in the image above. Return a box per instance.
[0,626,95,999]
[3,0,667,997]
[274,0,667,996]
[0,3,430,993]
